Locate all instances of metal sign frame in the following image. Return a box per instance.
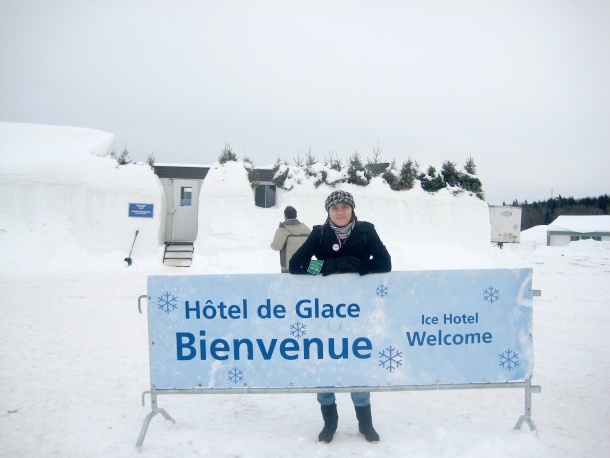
[135,269,542,449]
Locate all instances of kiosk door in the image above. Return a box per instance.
[163,179,199,242]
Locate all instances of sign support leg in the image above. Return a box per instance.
[135,388,175,449]
[514,379,539,432]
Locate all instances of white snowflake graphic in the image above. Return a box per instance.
[379,346,403,372]
[290,321,306,339]
[483,286,500,304]
[376,285,389,297]
[499,349,519,371]
[228,367,244,384]
[157,292,178,314]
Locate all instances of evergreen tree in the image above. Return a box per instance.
[366,143,384,177]
[419,166,446,192]
[441,160,459,187]
[146,153,156,170]
[243,154,258,188]
[346,151,369,186]
[272,157,289,188]
[304,148,316,167]
[313,170,328,188]
[218,143,238,163]
[111,146,132,165]
[458,157,484,200]
[293,152,304,167]
[458,174,484,199]
[324,151,342,171]
[382,160,401,190]
[464,155,477,174]
[304,148,317,178]
[398,157,418,190]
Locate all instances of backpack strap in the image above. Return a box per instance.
[286,234,309,243]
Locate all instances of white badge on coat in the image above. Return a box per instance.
[332,243,340,251]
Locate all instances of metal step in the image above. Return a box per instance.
[165,244,194,252]
[164,251,193,259]
[164,258,193,267]
[163,243,194,267]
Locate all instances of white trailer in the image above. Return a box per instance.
[489,206,522,243]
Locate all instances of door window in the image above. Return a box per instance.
[180,187,193,206]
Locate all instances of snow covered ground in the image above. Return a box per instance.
[0,123,608,456]
[1,240,608,457]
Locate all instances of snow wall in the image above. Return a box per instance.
[0,123,165,270]
[194,161,492,273]
[1,123,492,273]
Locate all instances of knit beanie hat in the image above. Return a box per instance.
[325,190,355,212]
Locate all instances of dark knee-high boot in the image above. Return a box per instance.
[318,403,338,443]
[355,404,380,442]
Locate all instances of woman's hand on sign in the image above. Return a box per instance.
[322,256,362,275]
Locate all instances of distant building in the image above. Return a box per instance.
[546,215,610,246]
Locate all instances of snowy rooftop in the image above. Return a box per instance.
[547,215,610,233]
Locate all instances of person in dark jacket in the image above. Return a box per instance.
[289,190,391,443]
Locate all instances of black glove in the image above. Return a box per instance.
[321,259,336,276]
[321,256,362,276]
[322,256,362,276]
[335,256,362,272]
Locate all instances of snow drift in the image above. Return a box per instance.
[1,122,492,273]
[0,122,164,267]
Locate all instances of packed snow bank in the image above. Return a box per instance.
[1,122,492,274]
[193,161,492,273]
[0,123,164,270]
[521,225,548,246]
[194,161,274,272]
[0,122,115,167]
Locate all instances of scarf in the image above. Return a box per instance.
[329,219,355,242]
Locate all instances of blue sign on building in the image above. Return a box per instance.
[129,203,154,218]
[147,269,534,390]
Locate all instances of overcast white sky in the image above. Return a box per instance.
[1,0,608,205]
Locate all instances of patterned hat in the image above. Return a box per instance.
[325,190,355,212]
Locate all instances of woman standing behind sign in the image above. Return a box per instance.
[289,190,391,443]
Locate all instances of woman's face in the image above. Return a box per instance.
[328,202,353,227]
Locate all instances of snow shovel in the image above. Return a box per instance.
[124,230,139,266]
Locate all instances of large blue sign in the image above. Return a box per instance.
[147,269,534,390]
[129,203,154,218]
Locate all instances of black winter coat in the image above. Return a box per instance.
[289,220,391,275]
